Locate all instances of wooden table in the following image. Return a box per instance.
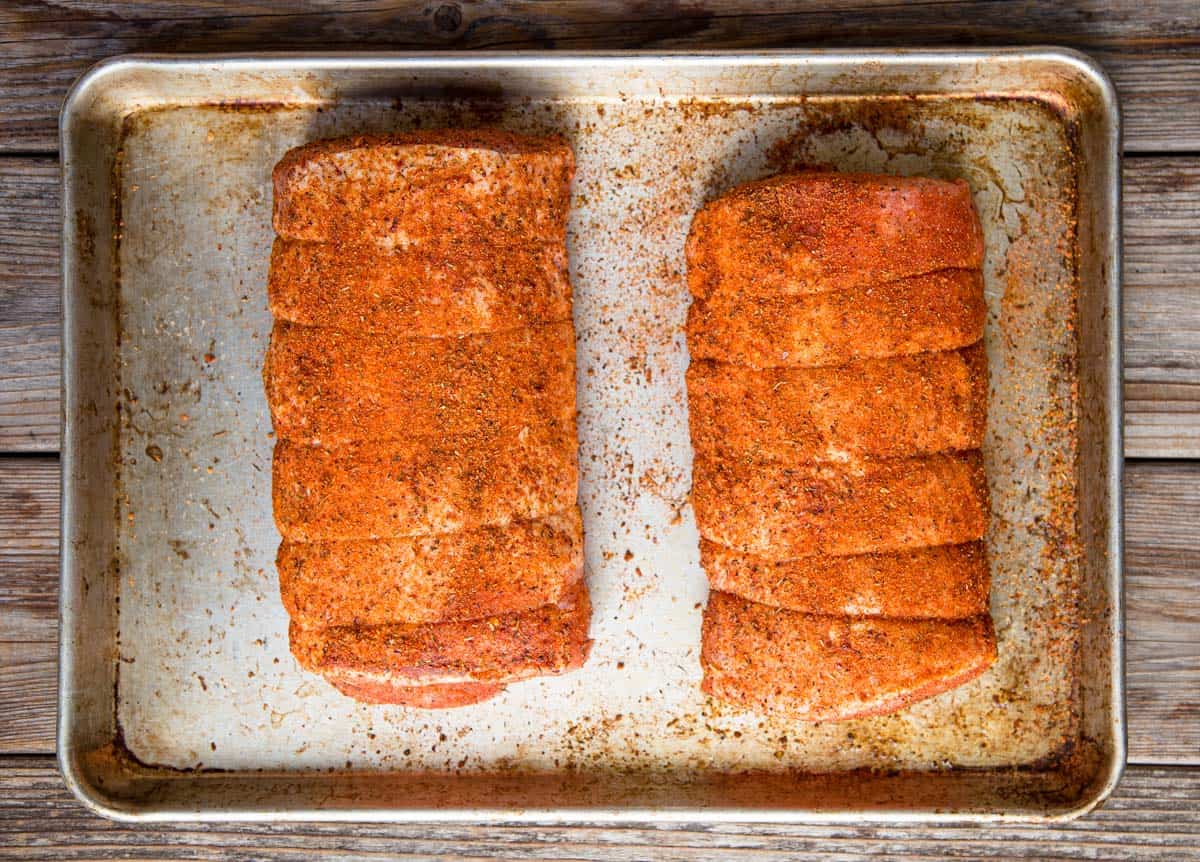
[2,2,1198,858]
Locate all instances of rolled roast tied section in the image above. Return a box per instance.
[268,237,571,336]
[687,171,996,722]
[266,129,591,707]
[272,129,574,247]
[701,593,997,722]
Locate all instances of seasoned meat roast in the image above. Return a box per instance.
[266,130,591,707]
[687,171,997,722]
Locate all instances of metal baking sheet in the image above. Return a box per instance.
[59,51,1123,822]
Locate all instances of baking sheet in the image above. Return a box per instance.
[59,52,1123,821]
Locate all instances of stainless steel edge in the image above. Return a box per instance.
[1017,47,1125,823]
[57,55,117,823]
[1033,46,1126,822]
[1077,45,1127,819]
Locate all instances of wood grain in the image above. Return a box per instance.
[1,1,1199,152]
[3,155,1197,455]
[0,321,56,452]
[0,157,58,452]
[1124,158,1200,458]
[0,757,1196,860]
[0,158,56,324]
[0,455,57,753]
[1125,463,1200,765]
[0,454,57,638]
[0,644,54,755]
[1,456,1196,761]
[1128,641,1200,767]
[1103,49,1200,153]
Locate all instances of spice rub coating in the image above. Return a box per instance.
[265,320,577,448]
[688,169,994,720]
[686,172,983,301]
[701,592,996,721]
[687,345,987,465]
[273,129,573,247]
[272,420,578,542]
[269,237,572,336]
[268,129,590,705]
[687,268,985,369]
[702,540,990,619]
[280,507,583,628]
[290,581,592,687]
[692,450,988,559]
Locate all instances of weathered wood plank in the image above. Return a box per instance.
[1122,454,1200,766]
[1,456,1198,761]
[1128,641,1200,766]
[0,322,56,452]
[0,757,1197,860]
[1124,157,1200,458]
[1100,49,1200,155]
[0,455,56,555]
[0,455,58,752]
[1126,383,1200,461]
[0,1,1199,152]
[0,158,56,324]
[0,157,59,452]
[2,155,1198,455]
[0,643,55,754]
